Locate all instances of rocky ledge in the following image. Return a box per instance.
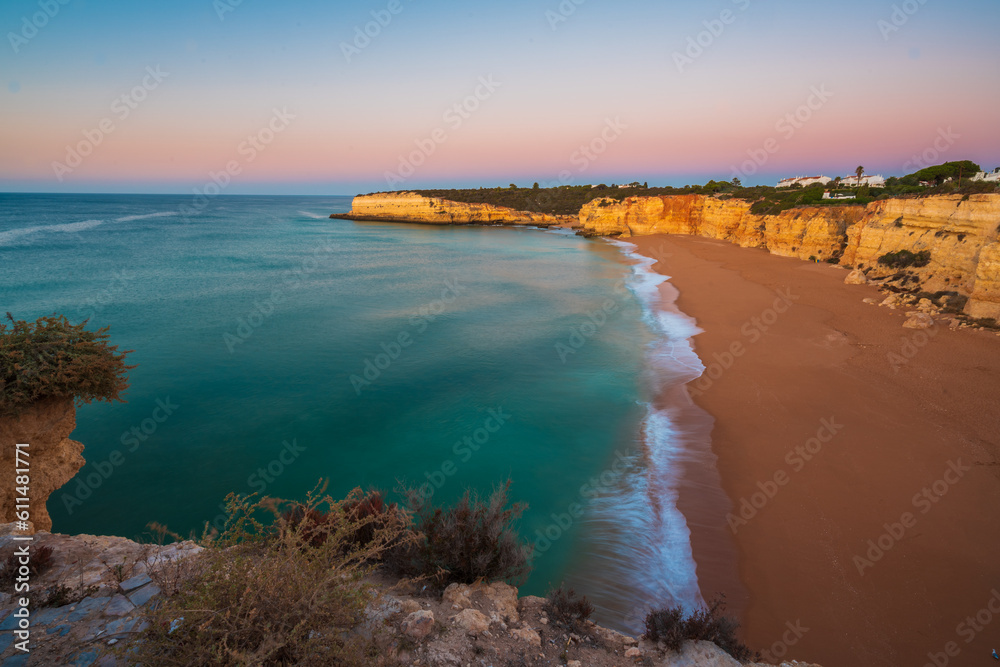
[0,525,821,666]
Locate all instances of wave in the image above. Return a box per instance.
[297,211,330,220]
[0,220,104,246]
[563,239,707,634]
[0,211,180,246]
[611,240,704,387]
[113,211,179,222]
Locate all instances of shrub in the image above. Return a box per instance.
[125,486,409,666]
[282,489,402,550]
[0,314,134,417]
[396,480,532,587]
[0,545,54,591]
[877,249,931,269]
[643,594,759,663]
[544,584,594,631]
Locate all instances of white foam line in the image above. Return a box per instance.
[113,211,179,222]
[0,220,104,245]
[576,240,710,627]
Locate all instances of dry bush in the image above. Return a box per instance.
[124,485,412,666]
[0,544,54,591]
[544,584,594,632]
[394,479,532,587]
[643,594,759,663]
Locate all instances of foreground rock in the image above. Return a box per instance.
[0,525,823,666]
[0,525,201,666]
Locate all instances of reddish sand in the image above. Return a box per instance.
[632,234,1000,667]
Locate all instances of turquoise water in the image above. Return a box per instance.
[0,193,703,628]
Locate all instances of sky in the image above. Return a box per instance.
[1,0,998,194]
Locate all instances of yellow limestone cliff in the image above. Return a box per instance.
[1,398,85,532]
[578,194,1000,318]
[334,192,1000,318]
[334,192,576,226]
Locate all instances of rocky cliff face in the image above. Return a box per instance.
[579,194,1000,318]
[0,399,84,532]
[841,194,1000,318]
[336,192,577,227]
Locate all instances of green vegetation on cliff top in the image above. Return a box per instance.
[366,163,998,217]
[0,314,134,417]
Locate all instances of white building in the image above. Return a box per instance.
[777,175,832,188]
[971,168,1000,183]
[841,174,886,188]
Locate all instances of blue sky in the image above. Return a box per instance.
[2,0,998,193]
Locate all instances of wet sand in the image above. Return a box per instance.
[632,234,1000,666]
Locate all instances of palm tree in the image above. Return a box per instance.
[855,166,865,187]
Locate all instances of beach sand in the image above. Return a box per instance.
[632,234,1000,666]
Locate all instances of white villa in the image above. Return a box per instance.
[971,168,1000,183]
[840,174,886,187]
[776,175,832,188]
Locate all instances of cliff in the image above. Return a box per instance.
[332,192,577,227]
[0,398,85,532]
[580,194,1000,318]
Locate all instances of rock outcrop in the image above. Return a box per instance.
[1,399,85,532]
[332,191,576,227]
[0,525,821,666]
[0,524,202,665]
[578,195,865,261]
[841,194,1000,318]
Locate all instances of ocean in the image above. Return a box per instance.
[0,193,704,631]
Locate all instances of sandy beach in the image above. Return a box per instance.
[632,234,1000,666]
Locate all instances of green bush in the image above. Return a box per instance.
[877,249,931,269]
[0,314,133,417]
